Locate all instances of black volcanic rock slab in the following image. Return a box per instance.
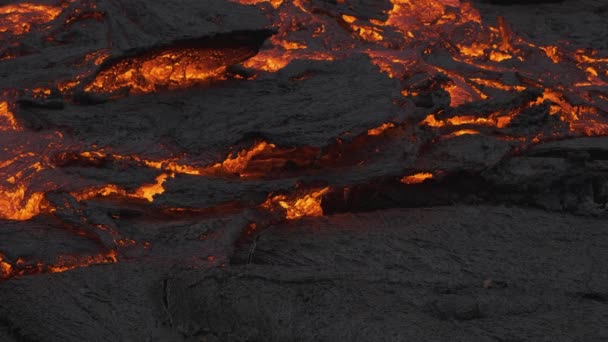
[472,0,608,51]
[2,206,607,341]
[0,219,102,265]
[0,264,181,342]
[24,55,403,156]
[169,206,608,341]
[100,0,268,50]
[482,137,608,214]
[157,175,296,209]
[526,136,608,159]
[414,134,514,172]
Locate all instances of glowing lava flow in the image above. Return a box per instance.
[73,173,172,203]
[0,186,46,221]
[76,140,317,180]
[0,3,62,35]
[401,173,433,184]
[368,123,395,136]
[85,49,229,94]
[0,101,21,131]
[0,100,48,220]
[262,187,330,220]
[85,38,264,94]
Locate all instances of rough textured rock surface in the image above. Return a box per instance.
[0,0,607,341]
[2,206,608,341]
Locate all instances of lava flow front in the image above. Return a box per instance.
[0,0,606,283]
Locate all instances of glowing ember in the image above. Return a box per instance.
[0,250,117,279]
[401,173,433,184]
[262,187,330,219]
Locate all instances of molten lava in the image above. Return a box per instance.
[73,173,172,203]
[262,187,330,220]
[0,101,20,131]
[368,123,395,136]
[85,49,230,94]
[0,186,46,221]
[401,173,433,184]
[85,40,262,95]
[0,3,62,35]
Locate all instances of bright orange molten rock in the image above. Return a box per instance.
[262,187,330,220]
[85,49,229,94]
[0,3,62,35]
[401,173,433,184]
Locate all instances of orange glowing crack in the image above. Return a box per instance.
[468,78,526,92]
[401,173,433,184]
[230,0,284,8]
[210,141,276,176]
[47,250,117,273]
[243,50,335,73]
[448,129,481,137]
[81,141,279,178]
[73,173,172,202]
[367,122,396,136]
[0,250,117,279]
[422,114,512,129]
